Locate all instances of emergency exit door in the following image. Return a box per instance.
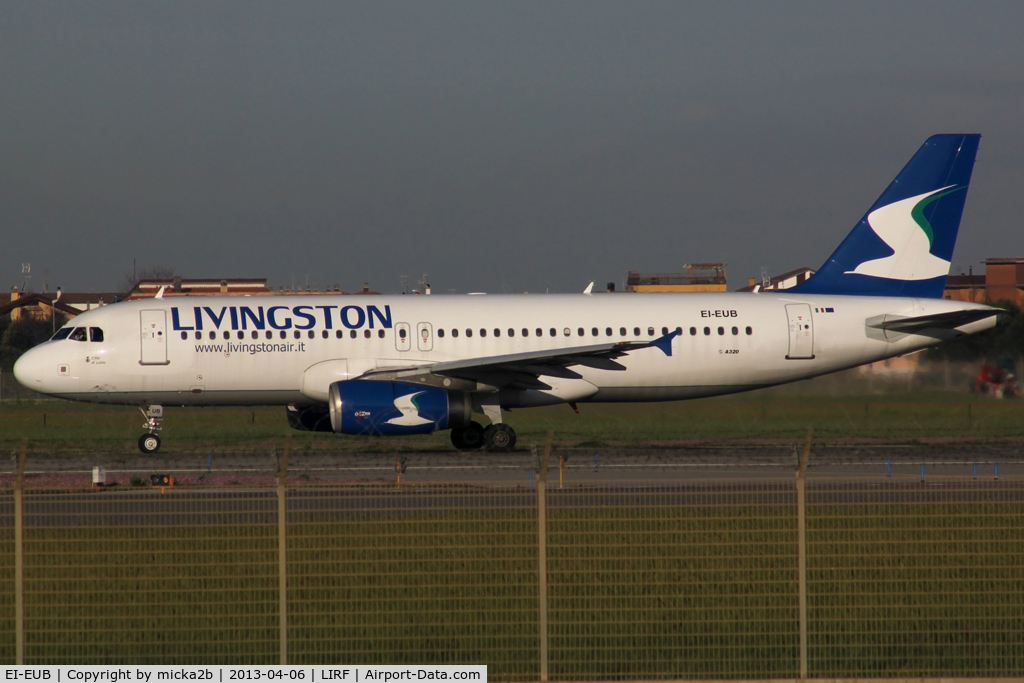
[395,322,411,351]
[417,322,433,351]
[140,310,169,365]
[785,304,815,360]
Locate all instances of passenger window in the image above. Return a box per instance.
[438,329,445,338]
[238,331,245,340]
[293,331,300,339]
[704,327,711,336]
[661,327,668,335]
[51,328,73,341]
[633,327,640,336]
[89,328,104,342]
[266,331,273,340]
[321,330,328,339]
[254,331,261,340]
[494,329,501,337]
[452,329,459,338]
[308,330,315,339]
[563,328,570,336]
[508,328,515,337]
[592,328,598,336]
[399,328,407,339]
[180,332,187,340]
[648,327,655,336]
[746,326,753,335]
[466,329,473,338]
[364,330,371,339]
[336,330,343,339]
[605,327,612,336]
[536,329,542,337]
[619,327,626,336]
[480,329,487,337]
[196,331,204,340]
[69,328,87,341]
[675,327,682,334]
[521,328,528,337]
[378,329,385,338]
[578,328,584,336]
[718,327,724,335]
[549,328,556,337]
[732,326,738,335]
[281,331,287,339]
[690,327,697,336]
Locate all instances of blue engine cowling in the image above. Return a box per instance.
[328,379,472,436]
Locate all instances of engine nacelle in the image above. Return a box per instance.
[328,379,472,436]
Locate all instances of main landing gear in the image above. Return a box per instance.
[138,405,163,454]
[450,422,517,452]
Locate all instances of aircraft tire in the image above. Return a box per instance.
[138,434,161,454]
[483,424,516,452]
[450,421,485,451]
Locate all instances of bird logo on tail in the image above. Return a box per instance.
[848,185,964,281]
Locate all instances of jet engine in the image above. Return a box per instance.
[328,379,472,436]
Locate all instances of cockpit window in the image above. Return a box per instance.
[69,327,88,342]
[51,328,73,341]
[89,327,104,342]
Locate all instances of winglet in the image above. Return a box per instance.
[155,286,166,299]
[583,282,594,294]
[649,329,680,356]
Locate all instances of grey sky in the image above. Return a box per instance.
[3,1,1024,294]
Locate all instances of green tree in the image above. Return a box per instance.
[927,301,1024,362]
[0,313,68,371]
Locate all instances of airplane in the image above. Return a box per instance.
[14,134,1000,454]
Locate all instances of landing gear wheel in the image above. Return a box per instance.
[450,421,485,451]
[138,434,161,454]
[483,424,517,452]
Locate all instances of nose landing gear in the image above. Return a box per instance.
[138,405,163,453]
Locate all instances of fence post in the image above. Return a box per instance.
[537,432,552,682]
[796,428,812,679]
[14,440,27,665]
[277,437,291,665]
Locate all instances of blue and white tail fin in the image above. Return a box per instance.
[790,134,980,298]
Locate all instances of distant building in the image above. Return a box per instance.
[124,277,384,299]
[125,277,272,299]
[944,258,1024,305]
[2,287,115,322]
[736,267,816,292]
[626,263,727,292]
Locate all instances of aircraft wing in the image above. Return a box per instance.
[871,308,1000,334]
[365,331,679,390]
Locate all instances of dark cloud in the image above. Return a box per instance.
[2,1,1023,293]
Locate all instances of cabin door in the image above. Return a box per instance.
[785,304,815,360]
[140,310,169,365]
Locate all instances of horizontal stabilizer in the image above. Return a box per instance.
[869,309,999,333]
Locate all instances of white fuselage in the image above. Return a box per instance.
[13,292,997,408]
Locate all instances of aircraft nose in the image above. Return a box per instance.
[13,346,48,392]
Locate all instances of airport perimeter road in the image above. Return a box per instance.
[7,443,1023,486]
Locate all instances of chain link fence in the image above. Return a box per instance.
[1,451,1022,677]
